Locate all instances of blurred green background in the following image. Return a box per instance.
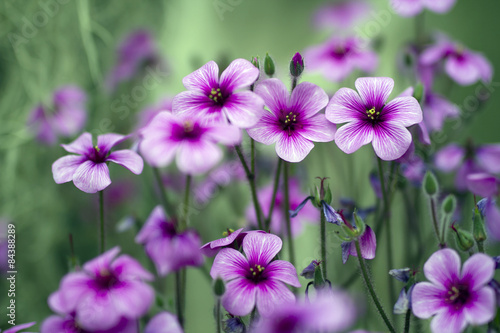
[1,0,499,331]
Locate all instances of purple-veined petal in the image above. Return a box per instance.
[255,78,289,115]
[246,110,281,145]
[411,282,446,318]
[466,173,499,198]
[72,160,112,193]
[265,260,301,288]
[382,96,423,127]
[434,144,465,172]
[485,200,500,240]
[221,278,257,316]
[420,42,452,65]
[423,248,461,290]
[476,145,500,174]
[423,0,456,13]
[289,81,329,118]
[255,278,296,316]
[372,122,412,161]
[210,248,249,281]
[201,228,244,257]
[325,87,366,124]
[298,113,336,142]
[97,133,129,154]
[182,60,219,93]
[390,0,424,17]
[61,132,92,154]
[463,287,496,325]
[107,150,144,175]
[243,232,282,267]
[348,225,376,260]
[220,58,259,92]
[275,132,314,163]
[176,139,222,175]
[145,312,183,333]
[355,77,394,111]
[223,91,263,128]
[461,253,495,291]
[52,155,86,184]
[172,90,223,122]
[445,54,481,86]
[334,120,374,154]
[429,306,467,333]
[204,124,241,146]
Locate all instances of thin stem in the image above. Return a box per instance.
[415,12,425,48]
[215,298,221,333]
[283,161,296,268]
[180,175,192,230]
[77,0,101,85]
[99,190,105,254]
[430,197,445,248]
[235,145,263,229]
[354,240,396,333]
[152,167,174,217]
[477,241,485,253]
[291,77,298,91]
[320,208,327,280]
[440,214,450,246]
[404,309,412,333]
[265,158,283,230]
[250,138,256,175]
[175,271,184,328]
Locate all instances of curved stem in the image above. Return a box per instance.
[354,240,396,333]
[404,309,412,333]
[77,0,101,85]
[181,175,192,230]
[283,161,296,268]
[265,158,283,230]
[175,271,184,327]
[320,208,327,280]
[98,190,105,253]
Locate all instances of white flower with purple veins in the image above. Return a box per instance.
[52,132,144,193]
[173,59,264,128]
[326,77,423,161]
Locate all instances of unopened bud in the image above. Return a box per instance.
[214,278,225,297]
[264,53,275,77]
[423,171,439,196]
[289,52,304,77]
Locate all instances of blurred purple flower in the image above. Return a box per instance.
[173,59,263,128]
[401,155,427,186]
[312,0,371,30]
[135,206,204,276]
[422,91,460,132]
[0,221,7,274]
[27,86,86,145]
[52,132,143,193]
[48,247,154,331]
[200,228,245,257]
[304,37,378,82]
[390,0,456,17]
[467,173,499,198]
[326,77,423,161]
[2,322,36,333]
[248,78,336,162]
[144,312,183,333]
[139,112,241,175]
[210,232,300,316]
[421,39,492,86]
[194,161,245,204]
[412,248,495,333]
[41,315,137,333]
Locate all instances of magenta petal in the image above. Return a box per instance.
[145,312,183,333]
[434,144,465,172]
[349,226,376,260]
[176,140,222,175]
[266,260,301,288]
[300,114,336,142]
[255,278,296,316]
[223,91,263,128]
[471,53,493,83]
[182,60,219,93]
[172,91,222,122]
[424,0,456,13]
[289,82,328,118]
[372,122,412,161]
[420,42,451,65]
[210,248,249,281]
[4,321,37,333]
[424,248,461,289]
[52,155,86,184]
[107,150,144,175]
[463,287,496,325]
[476,145,500,174]
[77,292,121,331]
[61,132,93,154]
[48,291,68,314]
[391,0,424,16]
[111,254,154,281]
[72,160,112,193]
[97,133,128,153]
[221,278,257,316]
[220,58,259,92]
[255,79,289,115]
[247,111,281,145]
[334,120,374,154]
[243,232,282,266]
[485,200,500,240]
[135,206,166,244]
[466,173,498,198]
[201,228,244,256]
[112,281,154,318]
[205,124,241,146]
[355,77,394,110]
[275,132,314,163]
[412,282,446,319]
[382,96,423,127]
[430,307,467,333]
[445,55,481,86]
[326,88,366,124]
[41,316,70,333]
[58,272,94,312]
[461,253,495,290]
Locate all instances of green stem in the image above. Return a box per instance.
[250,138,256,175]
[404,309,412,333]
[477,241,485,253]
[250,307,257,325]
[430,197,445,249]
[175,271,184,328]
[283,161,296,268]
[415,12,425,49]
[320,208,327,280]
[99,190,105,253]
[77,0,101,85]
[152,167,174,217]
[181,175,192,230]
[354,240,396,333]
[215,298,221,333]
[265,158,283,230]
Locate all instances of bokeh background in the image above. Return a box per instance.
[1,0,499,331]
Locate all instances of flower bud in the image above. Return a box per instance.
[300,260,319,279]
[441,194,456,215]
[423,171,439,196]
[451,224,474,252]
[250,56,259,69]
[353,212,366,235]
[224,316,246,333]
[473,206,487,243]
[289,52,304,78]
[313,262,327,289]
[264,53,275,77]
[214,277,225,297]
[389,268,411,283]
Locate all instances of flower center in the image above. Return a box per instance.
[222,228,234,237]
[172,121,205,141]
[208,87,224,105]
[95,268,118,290]
[365,107,381,122]
[446,284,470,308]
[281,111,301,136]
[89,145,107,163]
[247,264,266,282]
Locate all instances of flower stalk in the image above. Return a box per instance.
[283,161,296,269]
[99,190,105,253]
[265,158,283,230]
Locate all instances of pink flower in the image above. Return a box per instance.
[52,132,143,193]
[2,322,36,333]
[391,0,456,17]
[412,249,495,333]
[172,59,263,128]
[326,77,423,161]
[200,228,245,257]
[248,78,336,162]
[312,0,372,30]
[144,312,183,333]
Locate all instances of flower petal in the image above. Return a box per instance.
[411,282,446,319]
[247,110,281,145]
[243,232,282,267]
[172,91,224,123]
[423,0,456,13]
[265,260,301,288]
[111,254,154,281]
[176,140,222,175]
[221,278,257,316]
[434,144,465,172]
[255,78,289,115]
[77,291,121,331]
[420,42,451,65]
[223,91,263,128]
[334,120,374,154]
[289,81,328,118]
[485,200,500,240]
[299,114,336,142]
[466,173,498,198]
[52,155,86,184]
[255,278,296,316]
[390,0,424,17]
[83,246,121,274]
[72,160,112,193]
[97,133,128,154]
[107,150,144,175]
[204,124,241,146]
[58,272,95,312]
[372,122,412,161]
[382,96,423,127]
[182,60,219,93]
[220,58,259,92]
[476,145,500,174]
[461,253,495,291]
[111,280,154,318]
[423,248,461,290]
[463,287,496,325]
[445,54,481,86]
[348,225,376,260]
[145,312,183,333]
[61,132,92,154]
[275,132,314,163]
[210,248,249,281]
[430,307,467,333]
[355,77,394,110]
[326,87,366,124]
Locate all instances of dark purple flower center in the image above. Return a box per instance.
[280,111,302,136]
[274,315,300,332]
[365,107,381,122]
[88,146,108,163]
[246,263,267,282]
[208,87,227,106]
[160,220,177,237]
[94,269,119,290]
[330,44,351,59]
[171,121,205,141]
[445,284,470,308]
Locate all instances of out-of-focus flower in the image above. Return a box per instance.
[401,155,427,186]
[312,0,372,30]
[27,86,86,145]
[304,37,378,83]
[41,315,137,333]
[2,322,37,333]
[390,0,456,17]
[173,59,263,128]
[52,132,143,193]
[467,173,499,198]
[139,112,241,175]
[135,206,204,276]
[0,221,8,273]
[472,195,500,241]
[421,39,492,86]
[194,161,245,204]
[326,77,423,160]
[211,232,300,316]
[224,315,246,333]
[247,178,319,236]
[200,228,245,257]
[48,247,154,331]
[248,79,336,162]
[412,248,495,333]
[144,312,183,333]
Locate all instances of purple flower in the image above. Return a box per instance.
[52,132,143,193]
[483,199,500,240]
[144,312,183,333]
[48,247,154,331]
[41,315,137,333]
[0,221,8,274]
[135,206,204,276]
[421,39,492,86]
[467,173,499,198]
[27,86,86,145]
[139,112,241,175]
[326,77,423,160]
[247,178,319,236]
[412,249,495,333]
[248,79,336,162]
[210,232,301,316]
[422,91,460,132]
[253,289,356,333]
[312,0,372,30]
[401,155,427,186]
[200,228,245,257]
[194,161,245,204]
[172,59,263,128]
[304,37,378,83]
[435,142,500,191]
[2,322,36,333]
[341,225,376,264]
[390,0,456,17]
